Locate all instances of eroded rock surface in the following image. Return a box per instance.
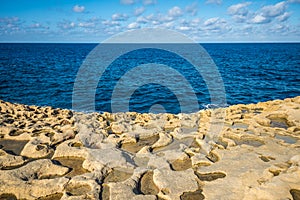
[0,97,300,199]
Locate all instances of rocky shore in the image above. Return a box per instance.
[0,97,300,200]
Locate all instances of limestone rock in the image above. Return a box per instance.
[0,149,25,169]
[153,168,199,200]
[0,97,300,199]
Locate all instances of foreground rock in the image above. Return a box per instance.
[0,97,299,199]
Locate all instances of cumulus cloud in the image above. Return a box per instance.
[205,0,222,5]
[134,7,145,16]
[228,1,290,24]
[185,2,198,16]
[57,20,76,30]
[120,0,135,5]
[250,14,270,24]
[228,2,251,15]
[136,16,149,24]
[227,2,252,23]
[73,5,85,13]
[102,20,120,26]
[3,0,296,42]
[0,17,52,37]
[142,14,161,25]
[127,22,140,29]
[29,23,42,28]
[112,13,129,21]
[168,6,183,18]
[78,22,95,28]
[269,24,290,34]
[0,17,24,34]
[276,12,291,22]
[136,13,175,26]
[190,18,201,27]
[260,1,287,18]
[177,26,191,31]
[29,23,49,29]
[203,17,231,33]
[204,17,220,26]
[0,17,22,27]
[104,25,122,35]
[249,1,288,24]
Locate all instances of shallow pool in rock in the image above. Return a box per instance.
[53,157,89,178]
[269,118,289,129]
[275,134,298,144]
[104,168,133,183]
[121,134,159,154]
[235,139,264,147]
[0,139,29,155]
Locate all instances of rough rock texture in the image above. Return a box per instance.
[0,97,300,199]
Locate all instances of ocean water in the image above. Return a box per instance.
[0,43,299,114]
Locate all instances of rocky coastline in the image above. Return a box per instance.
[0,97,300,200]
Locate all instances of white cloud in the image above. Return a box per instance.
[136,16,148,24]
[136,12,177,27]
[270,24,289,33]
[202,17,231,33]
[134,7,145,16]
[78,22,95,28]
[112,13,129,21]
[127,22,140,29]
[190,18,201,27]
[162,21,174,28]
[177,26,191,31]
[67,22,75,28]
[102,20,120,26]
[227,2,252,23]
[104,25,122,35]
[276,12,291,22]
[228,1,289,25]
[228,2,252,15]
[185,2,198,16]
[204,17,219,26]
[73,5,85,13]
[205,0,222,5]
[142,14,162,25]
[143,0,156,5]
[25,0,294,41]
[158,14,174,22]
[260,1,287,18]
[57,20,76,30]
[168,6,183,18]
[29,23,49,29]
[232,15,249,23]
[0,17,24,34]
[247,1,288,24]
[30,23,41,28]
[250,14,270,24]
[120,0,135,5]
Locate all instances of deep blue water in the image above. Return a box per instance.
[0,43,299,113]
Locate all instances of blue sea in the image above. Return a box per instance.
[0,43,299,114]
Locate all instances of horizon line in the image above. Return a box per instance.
[0,41,299,44]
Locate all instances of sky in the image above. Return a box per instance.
[0,0,300,42]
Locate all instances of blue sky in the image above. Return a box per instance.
[0,0,299,42]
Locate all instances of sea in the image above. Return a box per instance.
[0,43,299,114]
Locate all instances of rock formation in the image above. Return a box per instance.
[0,97,299,199]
